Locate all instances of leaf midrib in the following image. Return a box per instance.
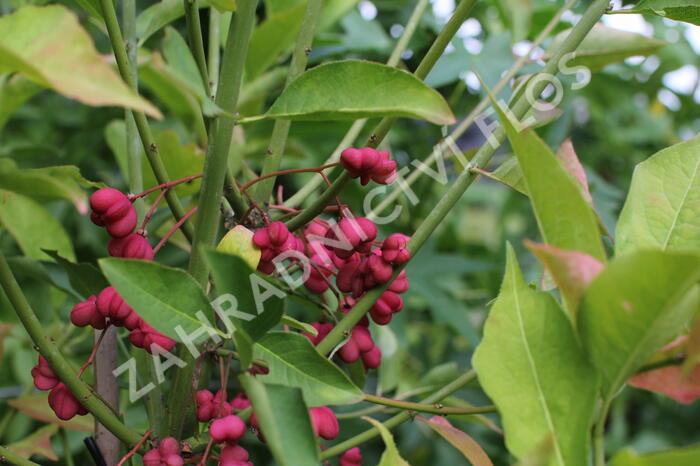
[511,260,566,466]
[661,144,700,249]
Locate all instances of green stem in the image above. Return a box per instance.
[184,0,210,91]
[0,253,142,447]
[208,9,221,95]
[367,0,577,219]
[99,0,194,242]
[253,0,324,204]
[316,0,612,356]
[285,169,349,231]
[0,445,40,466]
[168,1,259,439]
[187,0,259,285]
[281,0,435,209]
[594,399,612,466]
[363,394,495,415]
[122,0,143,217]
[60,428,75,466]
[320,370,477,460]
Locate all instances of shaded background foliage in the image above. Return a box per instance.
[0,0,699,464]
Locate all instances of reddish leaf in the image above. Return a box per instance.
[5,424,59,461]
[556,139,592,203]
[8,392,94,432]
[629,365,700,404]
[525,241,605,318]
[418,416,493,466]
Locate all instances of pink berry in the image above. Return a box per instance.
[231,392,251,411]
[142,449,162,466]
[108,233,154,260]
[209,415,247,444]
[158,437,181,457]
[362,346,382,369]
[381,233,411,265]
[309,406,339,440]
[340,447,363,466]
[48,383,87,420]
[90,188,137,238]
[31,355,59,391]
[70,296,107,329]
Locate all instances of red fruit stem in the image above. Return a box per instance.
[139,187,168,232]
[238,163,339,193]
[153,207,199,254]
[77,325,111,377]
[116,429,152,466]
[130,174,203,200]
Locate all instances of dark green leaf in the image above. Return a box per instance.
[42,250,108,299]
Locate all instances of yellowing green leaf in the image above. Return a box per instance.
[418,416,493,466]
[5,425,59,461]
[216,225,261,270]
[610,445,700,466]
[472,244,598,466]
[616,136,700,255]
[363,416,410,466]
[0,5,161,118]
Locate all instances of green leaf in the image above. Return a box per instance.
[635,0,700,26]
[577,250,700,403]
[267,60,456,125]
[239,375,319,466]
[610,445,700,466]
[472,244,598,466]
[252,331,363,406]
[99,258,225,342]
[162,27,207,93]
[0,190,75,262]
[363,416,410,466]
[483,156,527,195]
[417,416,493,466]
[280,315,318,336]
[551,24,666,72]
[494,104,606,262]
[0,74,43,130]
[216,225,261,270]
[0,5,161,117]
[43,250,109,299]
[137,0,184,45]
[141,130,204,198]
[246,3,306,80]
[210,0,235,12]
[204,250,283,340]
[5,424,58,461]
[0,158,100,213]
[616,136,700,255]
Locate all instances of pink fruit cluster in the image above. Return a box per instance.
[340,147,397,185]
[31,356,87,420]
[143,437,184,466]
[196,389,234,422]
[252,216,410,372]
[70,189,176,355]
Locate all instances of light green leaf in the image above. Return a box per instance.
[99,258,225,342]
[363,416,410,466]
[162,27,207,92]
[204,250,283,340]
[418,416,493,466]
[472,244,598,466]
[142,130,204,198]
[610,445,700,466]
[616,136,700,255]
[239,375,319,466]
[494,104,606,262]
[267,60,456,125]
[635,0,700,26]
[0,190,75,262]
[281,315,318,336]
[5,424,58,461]
[552,24,666,72]
[482,156,527,195]
[578,250,700,403]
[0,159,100,213]
[0,5,161,118]
[216,225,261,270]
[252,331,363,406]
